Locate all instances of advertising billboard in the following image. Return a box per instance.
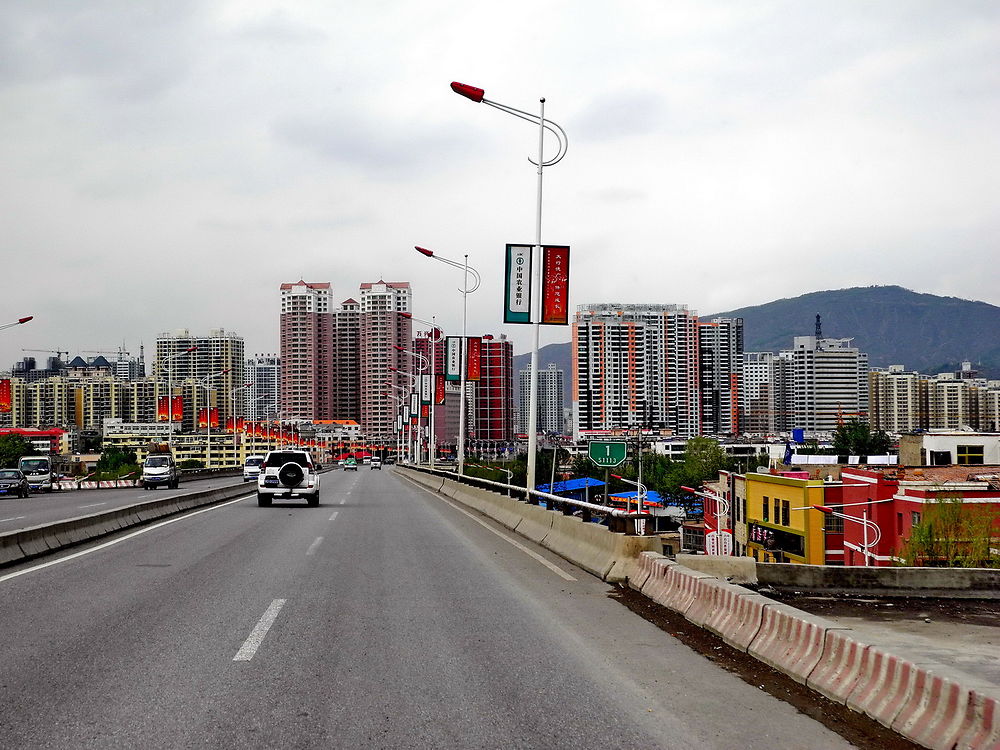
[466,336,482,381]
[504,244,532,324]
[0,379,10,414]
[541,245,570,325]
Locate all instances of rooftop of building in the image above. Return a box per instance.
[280,280,331,290]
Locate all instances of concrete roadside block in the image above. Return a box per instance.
[0,533,26,566]
[806,630,871,704]
[543,514,616,580]
[846,649,919,730]
[641,557,678,606]
[955,690,1000,750]
[703,586,769,652]
[11,526,55,559]
[513,503,554,545]
[629,551,663,591]
[683,576,728,628]
[747,603,850,684]
[661,565,716,616]
[891,668,977,750]
[452,485,490,514]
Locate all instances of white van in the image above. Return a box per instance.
[243,455,265,482]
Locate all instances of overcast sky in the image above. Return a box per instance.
[2,1,998,369]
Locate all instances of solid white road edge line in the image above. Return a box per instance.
[328,511,339,521]
[306,536,324,556]
[233,599,286,662]
[0,516,27,523]
[0,495,250,584]
[402,476,577,582]
[79,503,107,508]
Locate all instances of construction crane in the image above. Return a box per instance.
[21,348,69,362]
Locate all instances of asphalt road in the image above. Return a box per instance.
[0,474,250,533]
[0,468,857,749]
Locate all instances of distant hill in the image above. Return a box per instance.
[512,287,1000,408]
[709,286,1000,377]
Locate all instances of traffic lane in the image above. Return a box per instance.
[0,475,362,748]
[0,468,852,749]
[208,469,855,749]
[0,474,250,533]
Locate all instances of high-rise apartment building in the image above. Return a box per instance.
[245,354,280,421]
[699,317,743,435]
[783,336,869,435]
[573,303,702,438]
[156,328,245,428]
[359,281,412,439]
[520,363,564,436]
[279,281,334,420]
[333,298,360,421]
[474,334,514,441]
[742,352,777,436]
[868,366,928,433]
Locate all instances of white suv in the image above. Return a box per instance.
[256,450,321,507]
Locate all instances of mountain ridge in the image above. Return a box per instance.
[512,286,1000,407]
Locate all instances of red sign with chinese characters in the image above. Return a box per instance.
[435,374,445,405]
[0,379,10,414]
[197,408,219,429]
[466,336,482,381]
[541,245,570,325]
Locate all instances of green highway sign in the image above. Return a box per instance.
[588,440,627,468]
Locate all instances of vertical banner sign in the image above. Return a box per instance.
[396,414,403,431]
[445,336,462,381]
[420,373,432,405]
[466,336,482,381]
[410,392,419,417]
[171,396,183,422]
[541,245,570,325]
[0,379,10,413]
[209,407,219,429]
[197,408,208,428]
[504,244,532,323]
[157,396,169,422]
[421,404,429,418]
[226,416,235,433]
[434,373,446,405]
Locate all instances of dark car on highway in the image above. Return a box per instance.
[0,469,30,498]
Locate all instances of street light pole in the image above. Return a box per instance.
[450,81,567,493]
[200,368,230,469]
[414,247,480,476]
[0,316,33,332]
[400,312,443,469]
[162,346,197,448]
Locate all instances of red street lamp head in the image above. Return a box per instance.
[392,345,405,352]
[611,474,622,480]
[680,486,698,494]
[398,312,413,319]
[450,82,485,103]
[415,246,434,258]
[17,316,33,325]
[812,505,833,514]
[184,346,198,353]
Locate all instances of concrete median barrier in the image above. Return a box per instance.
[702,585,769,652]
[513,503,554,545]
[0,482,252,569]
[806,629,870,704]
[543,513,617,580]
[747,603,850,684]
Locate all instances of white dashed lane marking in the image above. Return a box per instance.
[233,599,286,662]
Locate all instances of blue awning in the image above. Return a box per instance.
[536,477,606,494]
